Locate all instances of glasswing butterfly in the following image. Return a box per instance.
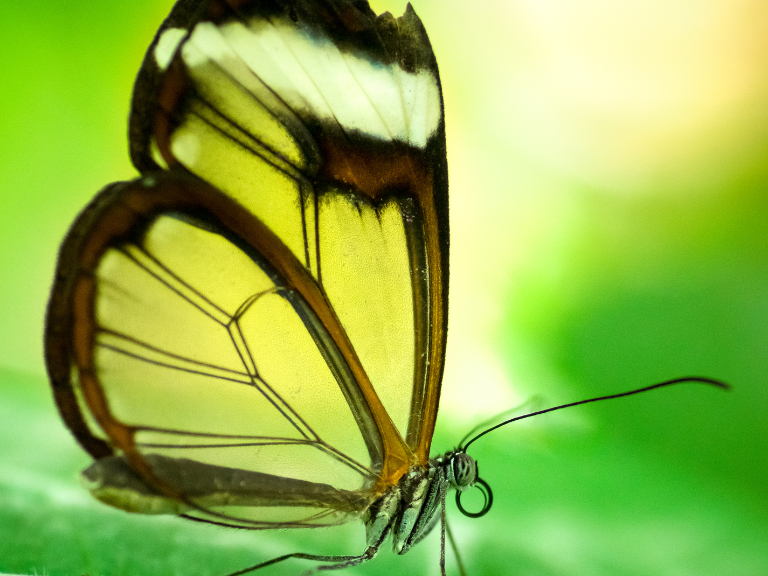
[44,0,727,573]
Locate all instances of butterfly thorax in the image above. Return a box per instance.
[364,451,477,556]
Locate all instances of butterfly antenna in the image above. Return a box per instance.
[456,396,544,449]
[460,376,729,452]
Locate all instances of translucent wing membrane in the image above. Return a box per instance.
[96,215,373,486]
[131,0,449,460]
[49,175,383,526]
[46,0,447,529]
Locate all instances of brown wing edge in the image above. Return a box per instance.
[390,5,449,463]
[128,0,207,172]
[45,183,125,460]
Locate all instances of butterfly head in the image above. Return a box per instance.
[438,450,494,519]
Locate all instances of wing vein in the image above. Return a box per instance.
[120,245,230,326]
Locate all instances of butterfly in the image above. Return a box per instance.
[44,0,728,574]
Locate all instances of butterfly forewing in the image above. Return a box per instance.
[46,0,448,531]
[135,0,448,458]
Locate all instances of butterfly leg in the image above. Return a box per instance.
[440,489,446,576]
[226,549,373,576]
[225,528,389,576]
[228,482,400,575]
[445,516,467,576]
[304,533,387,574]
[300,487,401,574]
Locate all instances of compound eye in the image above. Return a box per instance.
[451,452,477,489]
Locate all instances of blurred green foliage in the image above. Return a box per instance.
[1,1,767,575]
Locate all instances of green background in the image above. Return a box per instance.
[1,0,767,575]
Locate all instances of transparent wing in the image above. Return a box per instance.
[47,173,384,527]
[45,0,448,529]
[130,0,449,463]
